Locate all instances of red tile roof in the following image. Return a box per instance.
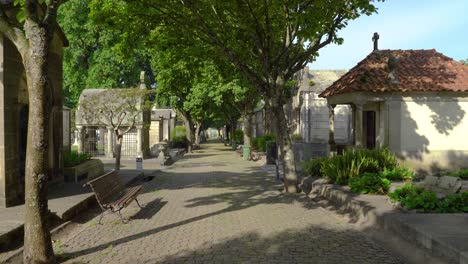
[319,49,468,97]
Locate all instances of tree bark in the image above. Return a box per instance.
[270,79,299,193]
[22,28,55,263]
[194,121,201,146]
[243,113,253,158]
[180,113,194,153]
[114,133,123,171]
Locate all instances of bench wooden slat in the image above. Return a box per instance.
[108,186,142,210]
[85,169,142,209]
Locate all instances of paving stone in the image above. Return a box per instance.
[56,142,403,264]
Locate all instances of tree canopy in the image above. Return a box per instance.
[89,0,381,192]
[58,0,155,108]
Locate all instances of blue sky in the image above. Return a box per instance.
[310,0,468,70]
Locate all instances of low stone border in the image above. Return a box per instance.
[307,177,468,264]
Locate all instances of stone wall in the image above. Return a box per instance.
[0,33,64,207]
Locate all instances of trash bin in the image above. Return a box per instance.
[266,141,277,165]
[242,145,250,160]
[136,155,143,170]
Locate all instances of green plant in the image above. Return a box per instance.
[381,167,414,181]
[291,133,302,142]
[389,184,439,212]
[321,148,398,185]
[251,137,259,150]
[256,134,275,152]
[171,126,188,148]
[63,151,91,167]
[437,192,468,213]
[234,129,244,144]
[389,183,423,202]
[171,126,186,138]
[302,157,327,177]
[448,169,468,179]
[349,172,391,194]
[403,191,440,212]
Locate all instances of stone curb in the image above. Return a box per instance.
[309,179,389,227]
[309,178,466,264]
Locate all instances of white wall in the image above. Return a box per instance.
[390,94,468,170]
[301,93,352,144]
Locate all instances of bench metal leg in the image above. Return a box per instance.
[117,209,126,224]
[135,198,143,208]
[98,209,110,225]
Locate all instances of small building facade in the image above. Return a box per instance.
[76,82,177,158]
[291,68,350,144]
[75,84,151,159]
[0,30,68,207]
[320,47,468,172]
[149,108,176,156]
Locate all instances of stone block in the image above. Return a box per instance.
[438,176,462,192]
[64,159,104,182]
[422,175,462,195]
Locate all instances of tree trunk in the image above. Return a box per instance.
[114,133,123,171]
[180,113,194,153]
[263,102,275,135]
[23,32,55,263]
[270,80,299,193]
[243,113,253,158]
[194,122,201,146]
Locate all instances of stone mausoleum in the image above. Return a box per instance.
[0,31,68,207]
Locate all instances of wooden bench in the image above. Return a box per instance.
[83,170,143,224]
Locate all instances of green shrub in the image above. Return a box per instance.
[389,184,440,212]
[251,138,259,150]
[171,126,186,138]
[64,151,91,167]
[403,191,440,212]
[437,192,468,213]
[302,157,327,177]
[448,169,468,179]
[234,129,244,144]
[349,172,391,194]
[321,148,398,185]
[256,134,275,152]
[171,126,188,148]
[388,183,423,202]
[381,167,414,181]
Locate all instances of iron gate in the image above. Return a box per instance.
[120,128,138,157]
[83,127,107,156]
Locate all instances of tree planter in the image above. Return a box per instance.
[64,159,104,183]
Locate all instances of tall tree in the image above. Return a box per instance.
[0,1,68,262]
[461,59,467,65]
[58,0,154,108]
[91,0,381,193]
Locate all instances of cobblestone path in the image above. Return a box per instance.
[58,142,403,264]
